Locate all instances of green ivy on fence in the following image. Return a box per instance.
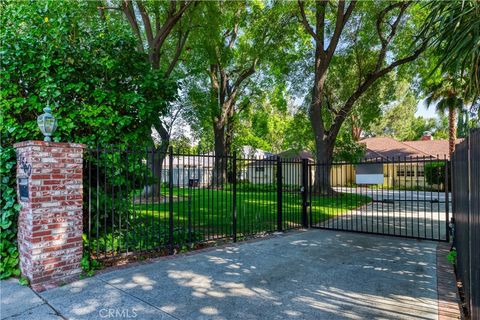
[0,146,21,279]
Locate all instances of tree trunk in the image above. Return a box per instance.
[225,117,234,157]
[309,47,335,195]
[313,137,335,195]
[448,105,457,155]
[211,123,227,188]
[225,117,235,183]
[143,123,170,198]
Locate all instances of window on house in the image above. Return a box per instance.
[255,167,265,172]
[396,169,405,177]
[406,170,415,177]
[417,168,425,177]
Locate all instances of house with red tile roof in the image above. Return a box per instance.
[360,133,462,161]
[355,133,460,187]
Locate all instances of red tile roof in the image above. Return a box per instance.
[360,137,461,160]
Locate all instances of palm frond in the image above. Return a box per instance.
[422,0,480,96]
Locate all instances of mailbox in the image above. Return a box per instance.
[18,177,29,202]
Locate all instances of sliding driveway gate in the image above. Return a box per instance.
[308,157,450,241]
[83,150,449,262]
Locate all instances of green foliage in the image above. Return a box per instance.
[234,96,315,154]
[18,277,29,286]
[333,130,366,162]
[368,83,441,141]
[424,161,447,186]
[81,234,102,277]
[447,249,457,266]
[85,222,204,256]
[422,1,480,96]
[236,182,277,193]
[0,1,177,279]
[182,1,298,156]
[433,115,449,140]
[80,256,101,277]
[282,110,315,154]
[0,146,21,279]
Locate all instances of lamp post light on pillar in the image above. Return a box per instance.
[37,104,58,142]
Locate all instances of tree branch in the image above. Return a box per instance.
[137,0,154,46]
[374,1,410,71]
[97,5,121,11]
[298,0,320,42]
[164,27,190,78]
[328,41,427,141]
[233,58,258,91]
[228,23,239,49]
[152,0,192,50]
[121,0,144,52]
[316,0,327,52]
[96,0,108,23]
[326,0,357,62]
[323,86,338,116]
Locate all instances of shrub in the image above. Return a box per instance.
[424,161,449,186]
[0,1,176,279]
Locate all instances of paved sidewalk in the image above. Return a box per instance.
[1,229,460,320]
[0,278,61,319]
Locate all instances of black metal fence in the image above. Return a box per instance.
[452,128,480,320]
[83,148,449,264]
[83,147,309,262]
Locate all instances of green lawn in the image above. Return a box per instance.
[87,187,371,257]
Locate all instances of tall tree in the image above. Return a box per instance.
[98,0,195,194]
[185,1,293,186]
[418,1,480,147]
[296,0,427,193]
[425,81,468,155]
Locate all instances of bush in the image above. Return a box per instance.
[447,249,457,266]
[0,146,21,279]
[424,161,449,186]
[236,182,277,192]
[0,1,177,279]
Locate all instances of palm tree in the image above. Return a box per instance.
[426,82,465,155]
[422,1,480,96]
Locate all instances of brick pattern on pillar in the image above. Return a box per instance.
[14,141,85,291]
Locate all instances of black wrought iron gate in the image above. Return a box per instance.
[307,157,450,242]
[83,150,449,263]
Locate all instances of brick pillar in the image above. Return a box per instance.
[14,141,85,291]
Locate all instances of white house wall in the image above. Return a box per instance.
[161,167,212,187]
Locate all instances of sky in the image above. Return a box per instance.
[415,98,438,119]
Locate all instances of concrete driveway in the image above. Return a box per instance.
[23,229,445,320]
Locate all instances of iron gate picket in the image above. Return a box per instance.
[307,157,450,242]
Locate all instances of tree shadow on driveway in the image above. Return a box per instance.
[40,230,439,320]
